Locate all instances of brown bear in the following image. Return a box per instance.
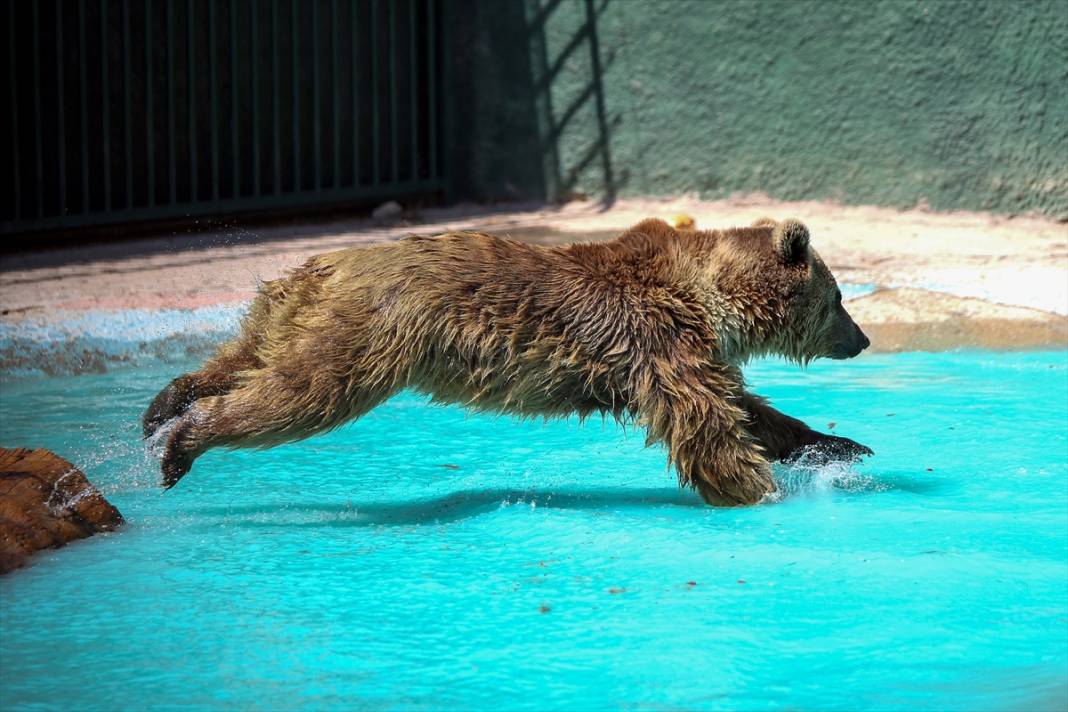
[144,217,872,505]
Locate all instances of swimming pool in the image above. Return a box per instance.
[1,349,1065,710]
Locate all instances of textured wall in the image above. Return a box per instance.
[451,0,1068,217]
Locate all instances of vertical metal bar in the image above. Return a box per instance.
[331,0,339,188]
[439,0,452,199]
[388,0,396,183]
[272,0,280,194]
[79,0,89,213]
[32,1,43,217]
[101,0,111,211]
[351,0,358,187]
[209,0,218,200]
[123,0,132,208]
[9,1,19,220]
[292,0,300,192]
[188,0,197,202]
[311,0,320,191]
[167,0,175,204]
[56,0,67,216]
[427,0,436,179]
[230,0,238,197]
[408,0,417,181]
[251,0,260,197]
[146,0,155,206]
[370,0,378,185]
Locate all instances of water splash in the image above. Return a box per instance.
[773,455,887,499]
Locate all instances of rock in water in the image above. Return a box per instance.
[0,448,124,574]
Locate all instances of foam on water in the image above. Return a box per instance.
[0,346,1066,711]
[0,304,246,378]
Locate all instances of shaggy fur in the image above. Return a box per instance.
[144,217,872,505]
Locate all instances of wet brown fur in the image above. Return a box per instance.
[146,217,872,505]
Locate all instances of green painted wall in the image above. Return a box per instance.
[451,0,1068,218]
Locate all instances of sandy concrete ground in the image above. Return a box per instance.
[1,196,1066,353]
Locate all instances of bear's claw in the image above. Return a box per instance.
[161,454,191,489]
[160,415,196,489]
[161,444,193,489]
[785,435,873,466]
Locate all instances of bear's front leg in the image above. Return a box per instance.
[739,392,873,465]
[635,361,775,506]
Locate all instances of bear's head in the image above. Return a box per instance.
[697,217,870,364]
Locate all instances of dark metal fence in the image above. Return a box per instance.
[0,0,447,236]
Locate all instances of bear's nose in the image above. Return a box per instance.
[857,327,871,351]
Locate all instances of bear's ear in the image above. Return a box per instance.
[773,219,810,264]
[751,217,777,228]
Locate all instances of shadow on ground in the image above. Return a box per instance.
[190,486,706,527]
[184,470,941,528]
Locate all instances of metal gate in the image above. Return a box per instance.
[0,0,448,236]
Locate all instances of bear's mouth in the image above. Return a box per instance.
[829,346,860,360]
[829,326,871,359]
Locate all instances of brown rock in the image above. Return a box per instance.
[0,448,124,574]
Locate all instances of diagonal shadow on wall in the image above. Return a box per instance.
[525,0,619,205]
[450,0,622,206]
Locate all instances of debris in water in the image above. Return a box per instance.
[926,468,934,472]
[827,422,836,430]
[440,464,460,470]
[538,604,551,614]
[686,581,697,587]
[737,579,746,584]
[608,587,627,595]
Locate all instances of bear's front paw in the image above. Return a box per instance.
[694,461,777,506]
[786,435,873,466]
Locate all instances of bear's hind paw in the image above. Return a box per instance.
[160,417,198,489]
[143,376,195,439]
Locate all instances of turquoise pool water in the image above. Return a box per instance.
[1,350,1066,711]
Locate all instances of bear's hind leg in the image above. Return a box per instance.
[143,350,262,438]
[143,374,200,439]
[160,370,395,488]
[144,284,283,439]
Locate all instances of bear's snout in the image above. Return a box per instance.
[829,319,870,360]
[857,327,871,353]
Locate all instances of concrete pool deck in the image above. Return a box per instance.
[1,196,1065,369]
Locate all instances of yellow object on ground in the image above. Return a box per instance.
[671,214,697,230]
